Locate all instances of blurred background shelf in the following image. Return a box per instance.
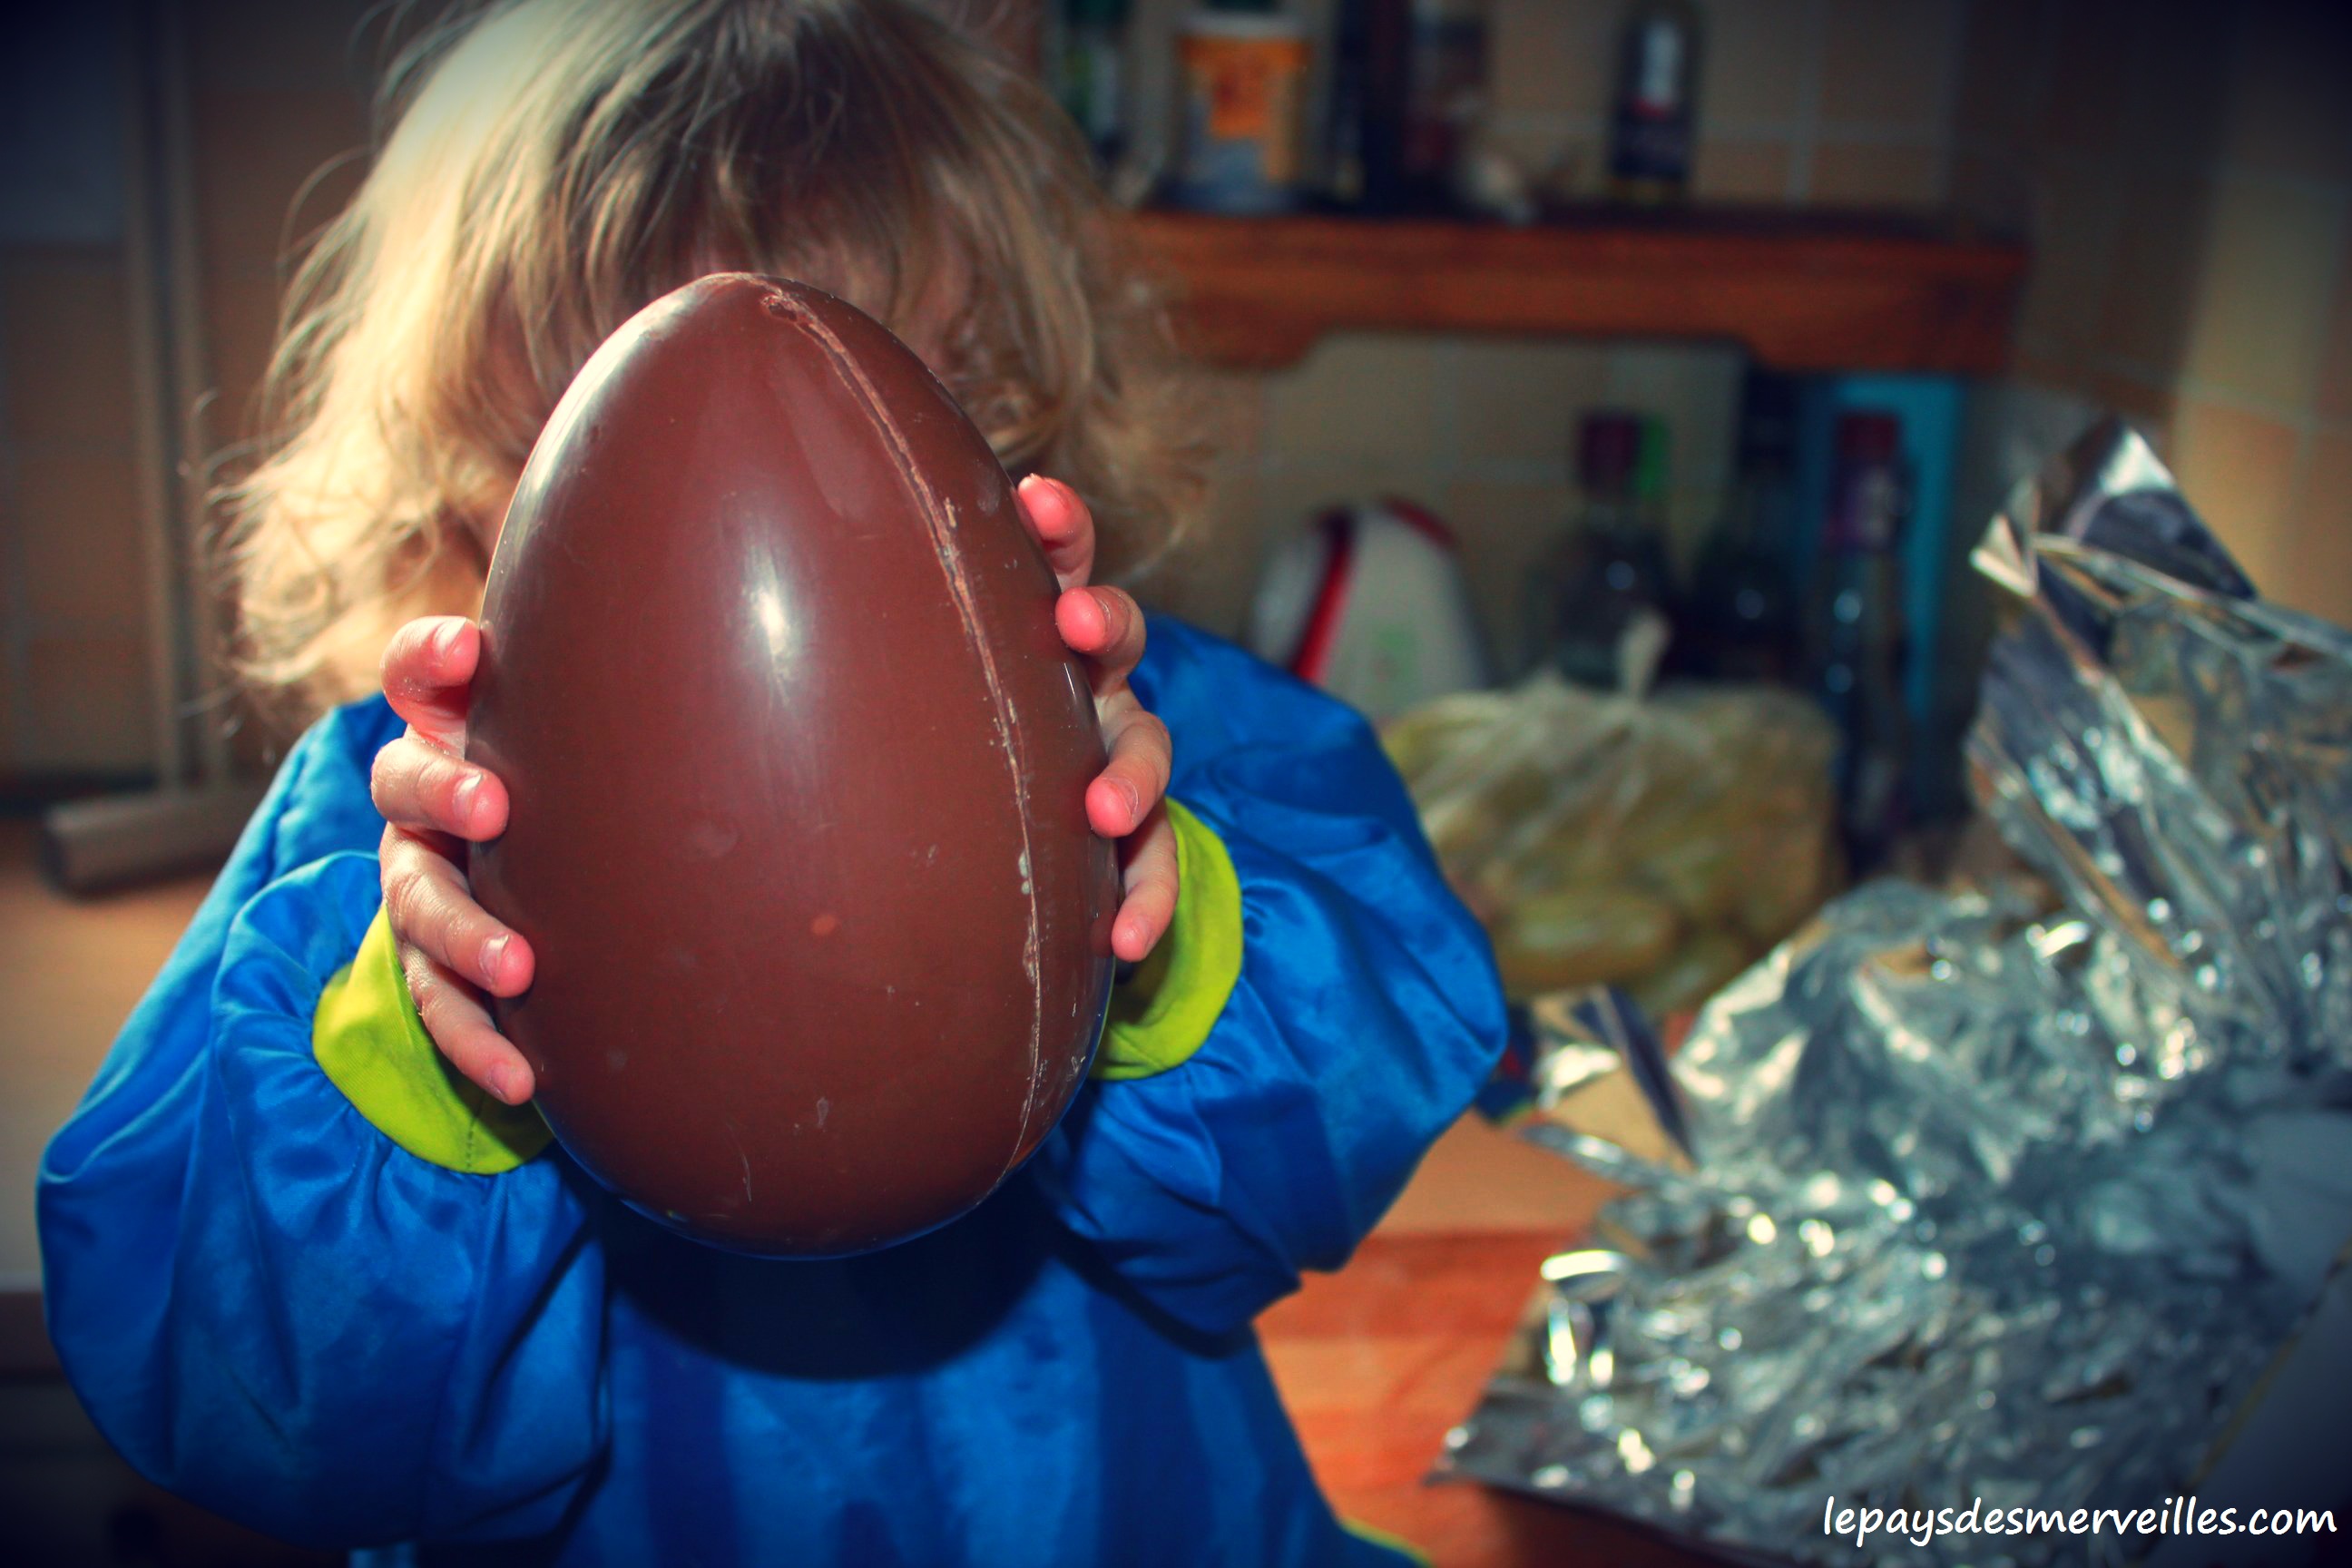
[1130,208,2029,374]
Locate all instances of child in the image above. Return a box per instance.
[40,3,1504,1563]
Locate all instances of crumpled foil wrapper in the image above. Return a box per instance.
[1441,422,2352,1565]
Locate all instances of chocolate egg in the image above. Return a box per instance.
[466,275,1119,1256]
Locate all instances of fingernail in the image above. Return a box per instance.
[1117,780,1142,827]
[434,620,464,660]
[485,1063,517,1105]
[481,931,510,986]
[454,772,482,826]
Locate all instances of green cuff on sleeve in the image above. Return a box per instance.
[313,905,551,1174]
[1092,798,1243,1082]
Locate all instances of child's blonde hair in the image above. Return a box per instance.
[220,0,1201,724]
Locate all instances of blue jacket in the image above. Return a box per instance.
[39,618,1504,1565]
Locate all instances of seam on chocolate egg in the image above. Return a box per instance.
[761,286,1045,1182]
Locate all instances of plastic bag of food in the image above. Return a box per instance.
[1383,676,1842,1013]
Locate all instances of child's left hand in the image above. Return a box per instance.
[1014,475,1180,965]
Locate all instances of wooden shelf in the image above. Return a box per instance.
[1128,207,2027,375]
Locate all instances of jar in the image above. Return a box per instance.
[1168,10,1310,214]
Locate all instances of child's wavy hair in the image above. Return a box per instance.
[219,0,1202,724]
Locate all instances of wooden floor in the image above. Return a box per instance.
[0,817,1693,1565]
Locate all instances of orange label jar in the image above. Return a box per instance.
[1169,13,1310,214]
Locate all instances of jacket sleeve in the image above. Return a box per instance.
[37,723,605,1551]
[1030,623,1506,1337]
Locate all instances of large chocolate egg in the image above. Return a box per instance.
[466,275,1119,1256]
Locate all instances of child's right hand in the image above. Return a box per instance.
[370,616,540,1105]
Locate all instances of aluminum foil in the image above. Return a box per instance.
[1442,422,2352,1565]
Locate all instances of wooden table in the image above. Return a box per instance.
[1260,1229,1720,1568]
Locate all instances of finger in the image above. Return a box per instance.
[400,944,536,1105]
[1055,586,1146,688]
[380,616,480,749]
[372,732,509,841]
[1087,701,1171,838]
[1112,807,1180,964]
[380,825,534,996]
[1015,475,1096,589]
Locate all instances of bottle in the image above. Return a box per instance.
[1807,411,1911,867]
[1607,0,1699,203]
[1535,411,1678,691]
[1324,0,1409,211]
[1399,0,1491,211]
[1169,4,1312,215]
[1681,372,1798,682]
[1053,0,1132,172]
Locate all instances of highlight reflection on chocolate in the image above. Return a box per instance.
[467,275,1119,1256]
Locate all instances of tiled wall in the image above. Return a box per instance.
[1485,0,1965,209]
[1154,339,1747,672]
[1122,0,1970,210]
[1952,0,2352,621]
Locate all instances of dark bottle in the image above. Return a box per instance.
[1681,372,1799,682]
[1329,0,1489,212]
[1400,0,1491,209]
[1808,411,1911,867]
[1325,0,1408,211]
[1607,0,1699,203]
[1537,411,1678,691]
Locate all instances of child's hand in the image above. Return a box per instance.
[1015,475,1180,967]
[368,475,1176,1107]
[371,616,538,1103]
